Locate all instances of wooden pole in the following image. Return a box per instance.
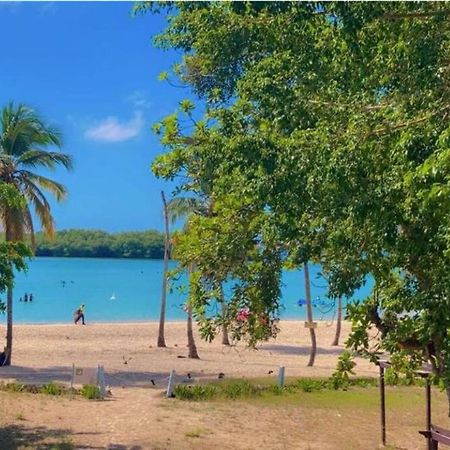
[426,376,432,450]
[379,364,386,446]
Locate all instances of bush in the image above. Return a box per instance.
[80,384,101,400]
[297,378,326,393]
[40,382,64,395]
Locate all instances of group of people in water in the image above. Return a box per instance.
[19,293,34,302]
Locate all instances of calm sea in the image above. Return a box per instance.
[1,257,372,324]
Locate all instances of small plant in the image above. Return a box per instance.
[4,382,25,393]
[297,378,326,393]
[270,384,284,395]
[14,412,25,421]
[330,351,356,390]
[80,384,101,400]
[40,382,64,396]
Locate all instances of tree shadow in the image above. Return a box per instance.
[0,424,101,449]
[259,344,344,356]
[0,365,206,389]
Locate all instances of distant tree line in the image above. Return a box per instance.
[34,229,165,259]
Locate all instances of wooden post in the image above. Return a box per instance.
[379,364,386,446]
[166,370,175,398]
[426,376,432,450]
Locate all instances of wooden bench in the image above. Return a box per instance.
[420,424,450,449]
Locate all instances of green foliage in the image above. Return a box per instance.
[146,1,450,393]
[80,384,101,400]
[297,378,327,393]
[40,382,64,396]
[33,229,165,259]
[330,351,357,390]
[174,384,217,401]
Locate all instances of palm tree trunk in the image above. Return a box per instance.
[157,191,169,348]
[4,224,13,366]
[4,285,13,366]
[331,297,342,346]
[219,284,230,346]
[186,302,200,359]
[304,262,316,367]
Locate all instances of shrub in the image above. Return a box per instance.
[40,382,64,396]
[297,378,326,393]
[80,384,101,400]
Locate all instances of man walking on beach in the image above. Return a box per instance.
[74,304,86,325]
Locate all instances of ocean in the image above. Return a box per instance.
[1,257,372,324]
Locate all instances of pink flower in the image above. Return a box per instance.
[237,308,251,322]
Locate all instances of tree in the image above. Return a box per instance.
[167,195,230,346]
[0,103,72,365]
[166,197,202,358]
[145,2,450,412]
[157,191,170,348]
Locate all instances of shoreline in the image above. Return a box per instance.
[5,318,326,326]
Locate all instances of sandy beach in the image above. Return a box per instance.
[0,321,396,450]
[0,320,376,386]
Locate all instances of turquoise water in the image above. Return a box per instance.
[1,257,372,324]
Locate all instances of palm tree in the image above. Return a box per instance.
[157,190,170,348]
[0,103,72,365]
[331,297,342,346]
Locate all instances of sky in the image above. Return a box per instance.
[0,1,189,232]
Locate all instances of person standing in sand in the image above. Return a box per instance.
[74,304,86,325]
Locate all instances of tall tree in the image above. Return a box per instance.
[0,103,72,365]
[144,2,450,411]
[157,190,170,348]
[166,197,202,358]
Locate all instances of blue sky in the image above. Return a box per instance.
[0,1,189,232]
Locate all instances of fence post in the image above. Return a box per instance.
[277,366,285,387]
[166,370,176,398]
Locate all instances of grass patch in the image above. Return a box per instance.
[0,381,101,400]
[171,376,427,406]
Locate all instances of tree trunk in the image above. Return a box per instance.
[331,297,342,346]
[304,262,316,367]
[4,224,13,366]
[219,284,230,346]
[4,284,13,366]
[186,302,200,359]
[157,191,169,348]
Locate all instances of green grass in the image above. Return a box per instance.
[172,376,428,408]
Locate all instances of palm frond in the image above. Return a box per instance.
[167,197,207,224]
[16,150,73,171]
[22,181,54,237]
[19,171,68,202]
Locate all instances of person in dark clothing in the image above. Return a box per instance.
[24,293,28,302]
[29,293,33,302]
[73,304,86,325]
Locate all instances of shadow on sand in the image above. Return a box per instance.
[259,343,344,356]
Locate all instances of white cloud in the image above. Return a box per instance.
[84,112,144,143]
